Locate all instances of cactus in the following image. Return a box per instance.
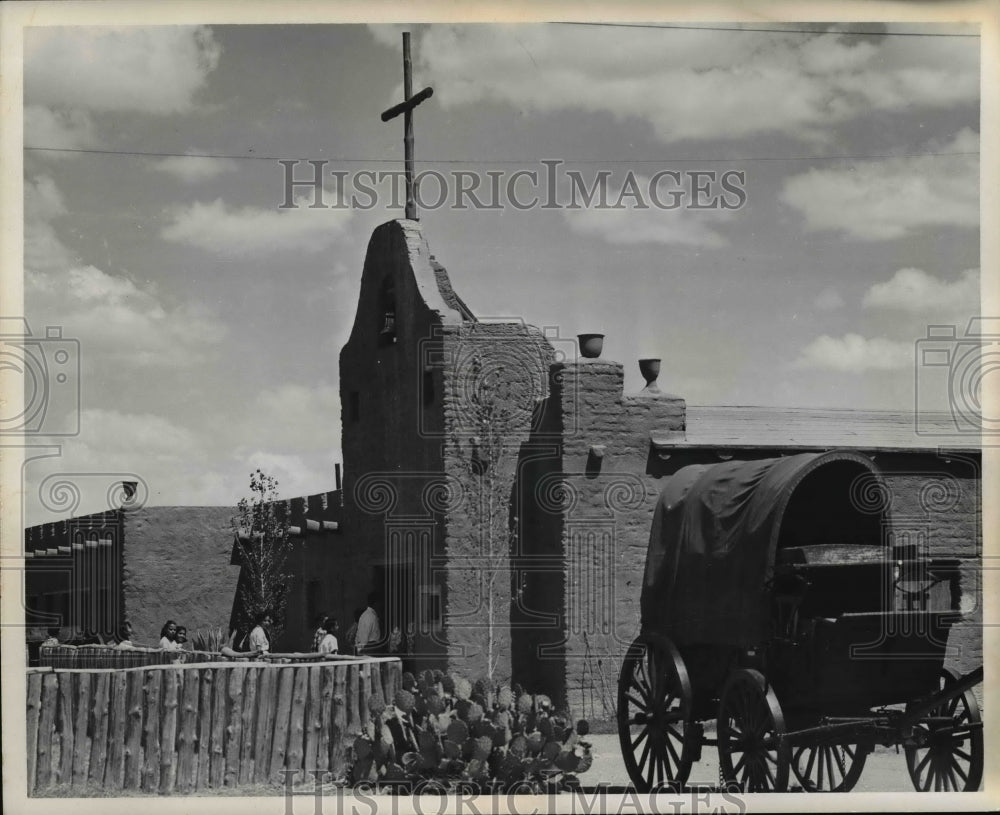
[353,735,373,761]
[542,740,561,763]
[384,762,406,781]
[509,734,529,760]
[393,689,415,713]
[351,756,374,784]
[474,735,492,761]
[347,673,593,791]
[554,750,579,772]
[446,719,469,743]
[526,732,544,754]
[454,676,473,701]
[497,686,513,709]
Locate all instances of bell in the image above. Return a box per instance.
[380,311,396,336]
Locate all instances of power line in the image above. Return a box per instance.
[24,146,979,164]
[552,21,979,37]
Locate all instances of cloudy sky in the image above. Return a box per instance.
[18,20,982,523]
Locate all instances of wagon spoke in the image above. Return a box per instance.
[827,746,839,786]
[804,747,818,783]
[763,760,775,788]
[631,672,652,705]
[631,726,649,750]
[952,746,971,762]
[952,759,969,784]
[665,731,682,768]
[914,749,933,776]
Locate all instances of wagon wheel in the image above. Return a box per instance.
[905,668,983,792]
[791,739,867,792]
[617,634,694,791]
[717,668,790,792]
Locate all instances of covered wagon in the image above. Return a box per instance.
[617,450,983,792]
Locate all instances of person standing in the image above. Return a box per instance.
[319,616,339,656]
[310,613,328,652]
[355,593,381,657]
[159,620,182,650]
[248,611,273,654]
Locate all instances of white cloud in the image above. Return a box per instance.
[793,333,913,372]
[24,105,96,151]
[25,26,220,114]
[161,197,354,255]
[153,156,238,182]
[235,451,337,502]
[814,287,845,310]
[781,130,978,240]
[25,176,75,272]
[25,408,240,523]
[240,384,342,453]
[863,267,979,314]
[25,175,225,368]
[564,205,730,247]
[560,173,733,247]
[389,25,978,144]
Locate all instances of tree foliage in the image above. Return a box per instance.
[231,469,292,642]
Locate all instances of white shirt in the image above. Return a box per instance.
[319,633,339,655]
[159,637,181,651]
[355,607,381,651]
[249,625,270,653]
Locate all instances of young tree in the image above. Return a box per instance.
[455,345,529,684]
[231,469,292,643]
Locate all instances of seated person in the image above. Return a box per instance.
[41,626,61,647]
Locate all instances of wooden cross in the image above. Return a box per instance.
[381,32,434,221]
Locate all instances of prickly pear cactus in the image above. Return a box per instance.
[345,671,593,792]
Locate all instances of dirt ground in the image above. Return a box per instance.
[585,733,926,792]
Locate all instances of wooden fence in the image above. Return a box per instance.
[26,656,400,795]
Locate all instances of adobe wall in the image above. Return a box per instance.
[513,358,687,718]
[440,321,556,682]
[338,220,461,668]
[878,453,983,697]
[122,506,238,645]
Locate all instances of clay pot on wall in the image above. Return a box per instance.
[578,334,605,359]
[639,358,661,393]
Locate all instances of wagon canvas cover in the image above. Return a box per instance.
[640,450,883,647]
